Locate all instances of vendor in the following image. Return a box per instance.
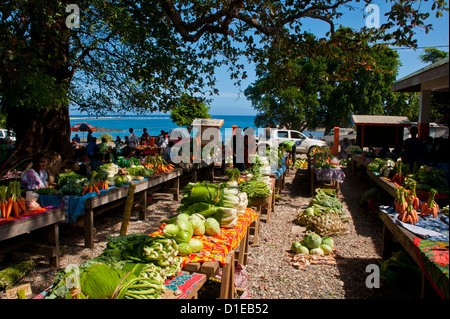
[21,153,49,190]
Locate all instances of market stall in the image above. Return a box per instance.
[0,207,65,268]
[39,166,182,249]
[378,205,448,298]
[307,147,346,197]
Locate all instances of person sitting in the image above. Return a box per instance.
[21,153,49,190]
[115,136,123,148]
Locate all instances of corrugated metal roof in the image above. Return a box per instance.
[352,115,411,126]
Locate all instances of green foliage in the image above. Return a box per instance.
[245,30,418,132]
[170,94,211,131]
[419,47,449,64]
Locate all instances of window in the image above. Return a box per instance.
[290,131,305,139]
[277,131,289,138]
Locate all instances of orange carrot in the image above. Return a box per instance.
[6,198,13,219]
[1,202,6,219]
[17,197,26,212]
[13,201,21,217]
[93,185,100,194]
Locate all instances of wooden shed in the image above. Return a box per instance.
[352,115,412,149]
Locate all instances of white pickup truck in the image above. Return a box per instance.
[257,129,326,154]
[320,128,356,146]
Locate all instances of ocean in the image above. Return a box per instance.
[69,114,324,141]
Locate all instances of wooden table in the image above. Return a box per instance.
[84,169,182,248]
[183,250,236,299]
[309,167,341,197]
[182,224,252,299]
[366,170,398,198]
[0,208,65,267]
[378,209,441,298]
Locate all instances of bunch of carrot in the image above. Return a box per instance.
[0,181,27,219]
[144,156,174,174]
[81,172,103,196]
[391,159,405,186]
[420,188,439,218]
[395,186,419,224]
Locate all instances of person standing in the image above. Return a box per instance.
[87,129,94,143]
[403,126,424,169]
[141,128,149,145]
[128,128,139,148]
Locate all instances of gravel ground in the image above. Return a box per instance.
[1,166,422,299]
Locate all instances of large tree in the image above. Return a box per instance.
[245,33,421,133]
[1,1,448,163]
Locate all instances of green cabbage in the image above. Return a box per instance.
[176,213,190,223]
[310,247,324,255]
[163,224,180,238]
[177,243,193,256]
[177,220,193,237]
[189,238,204,253]
[291,242,310,254]
[321,236,334,248]
[189,214,206,236]
[174,230,191,244]
[305,233,322,249]
[205,218,220,236]
[320,244,333,255]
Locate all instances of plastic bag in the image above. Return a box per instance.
[25,191,41,210]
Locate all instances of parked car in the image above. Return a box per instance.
[320,128,356,146]
[0,129,16,142]
[258,129,326,154]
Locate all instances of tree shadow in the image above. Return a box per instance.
[334,255,422,299]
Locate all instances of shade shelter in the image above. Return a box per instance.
[352,115,411,149]
[391,57,449,140]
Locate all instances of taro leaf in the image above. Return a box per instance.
[80,263,135,299]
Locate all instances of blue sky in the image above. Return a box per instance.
[209,1,449,115]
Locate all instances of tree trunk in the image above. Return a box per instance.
[7,104,74,166]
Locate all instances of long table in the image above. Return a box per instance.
[378,209,448,298]
[41,169,182,249]
[0,208,65,267]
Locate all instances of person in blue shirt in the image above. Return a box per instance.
[86,137,99,161]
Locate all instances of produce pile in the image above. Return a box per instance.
[367,158,448,195]
[34,156,177,197]
[295,188,348,236]
[291,233,335,256]
[294,159,308,169]
[394,185,441,225]
[165,181,248,230]
[286,233,337,270]
[46,233,182,299]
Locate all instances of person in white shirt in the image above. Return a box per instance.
[128,128,139,148]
